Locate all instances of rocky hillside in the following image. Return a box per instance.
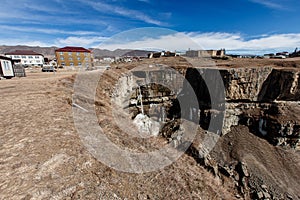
[106,57,300,199]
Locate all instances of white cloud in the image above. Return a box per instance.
[97,32,300,54]
[23,3,62,13]
[0,0,108,27]
[83,0,163,25]
[1,31,300,54]
[55,36,109,47]
[189,32,300,51]
[0,38,51,47]
[98,32,200,51]
[0,25,98,36]
[248,0,285,10]
[138,0,150,3]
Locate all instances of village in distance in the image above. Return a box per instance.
[1,45,300,79]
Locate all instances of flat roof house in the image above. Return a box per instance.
[55,46,93,69]
[5,50,44,67]
[186,49,226,58]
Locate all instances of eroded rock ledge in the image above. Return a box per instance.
[180,67,300,149]
[124,65,300,149]
[111,59,300,199]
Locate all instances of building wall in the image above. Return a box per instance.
[185,50,199,57]
[199,50,213,57]
[5,54,44,66]
[0,59,14,77]
[55,51,93,68]
[186,49,225,58]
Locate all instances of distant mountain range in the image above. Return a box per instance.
[0,45,153,59]
[0,45,57,59]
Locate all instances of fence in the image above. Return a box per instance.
[13,65,26,77]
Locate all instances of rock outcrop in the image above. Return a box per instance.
[111,58,300,199]
[183,67,300,149]
[119,64,300,149]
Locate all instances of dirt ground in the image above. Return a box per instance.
[210,126,300,199]
[1,57,300,199]
[0,69,237,199]
[215,57,300,69]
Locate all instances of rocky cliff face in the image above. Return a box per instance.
[107,58,300,199]
[182,66,300,199]
[223,68,300,149]
[183,67,300,150]
[221,67,273,101]
[119,65,300,150]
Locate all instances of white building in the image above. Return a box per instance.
[5,50,44,67]
[102,57,115,63]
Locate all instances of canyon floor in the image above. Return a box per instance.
[0,57,300,200]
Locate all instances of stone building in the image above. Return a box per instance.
[186,49,226,58]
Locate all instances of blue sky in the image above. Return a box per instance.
[0,0,300,53]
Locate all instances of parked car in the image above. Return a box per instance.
[42,65,56,72]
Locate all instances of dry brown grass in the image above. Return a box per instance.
[0,67,237,199]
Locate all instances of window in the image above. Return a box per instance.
[76,52,80,56]
[61,62,65,66]
[35,56,39,59]
[68,52,72,56]
[78,62,82,66]
[21,56,26,59]
[77,57,81,61]
[85,57,89,61]
[24,60,27,63]
[4,61,9,70]
[69,57,73,61]
[36,60,40,63]
[70,62,74,66]
[28,56,33,59]
[60,56,64,60]
[84,52,88,56]
[60,52,63,55]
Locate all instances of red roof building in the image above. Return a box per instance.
[55,46,91,53]
[55,46,93,68]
